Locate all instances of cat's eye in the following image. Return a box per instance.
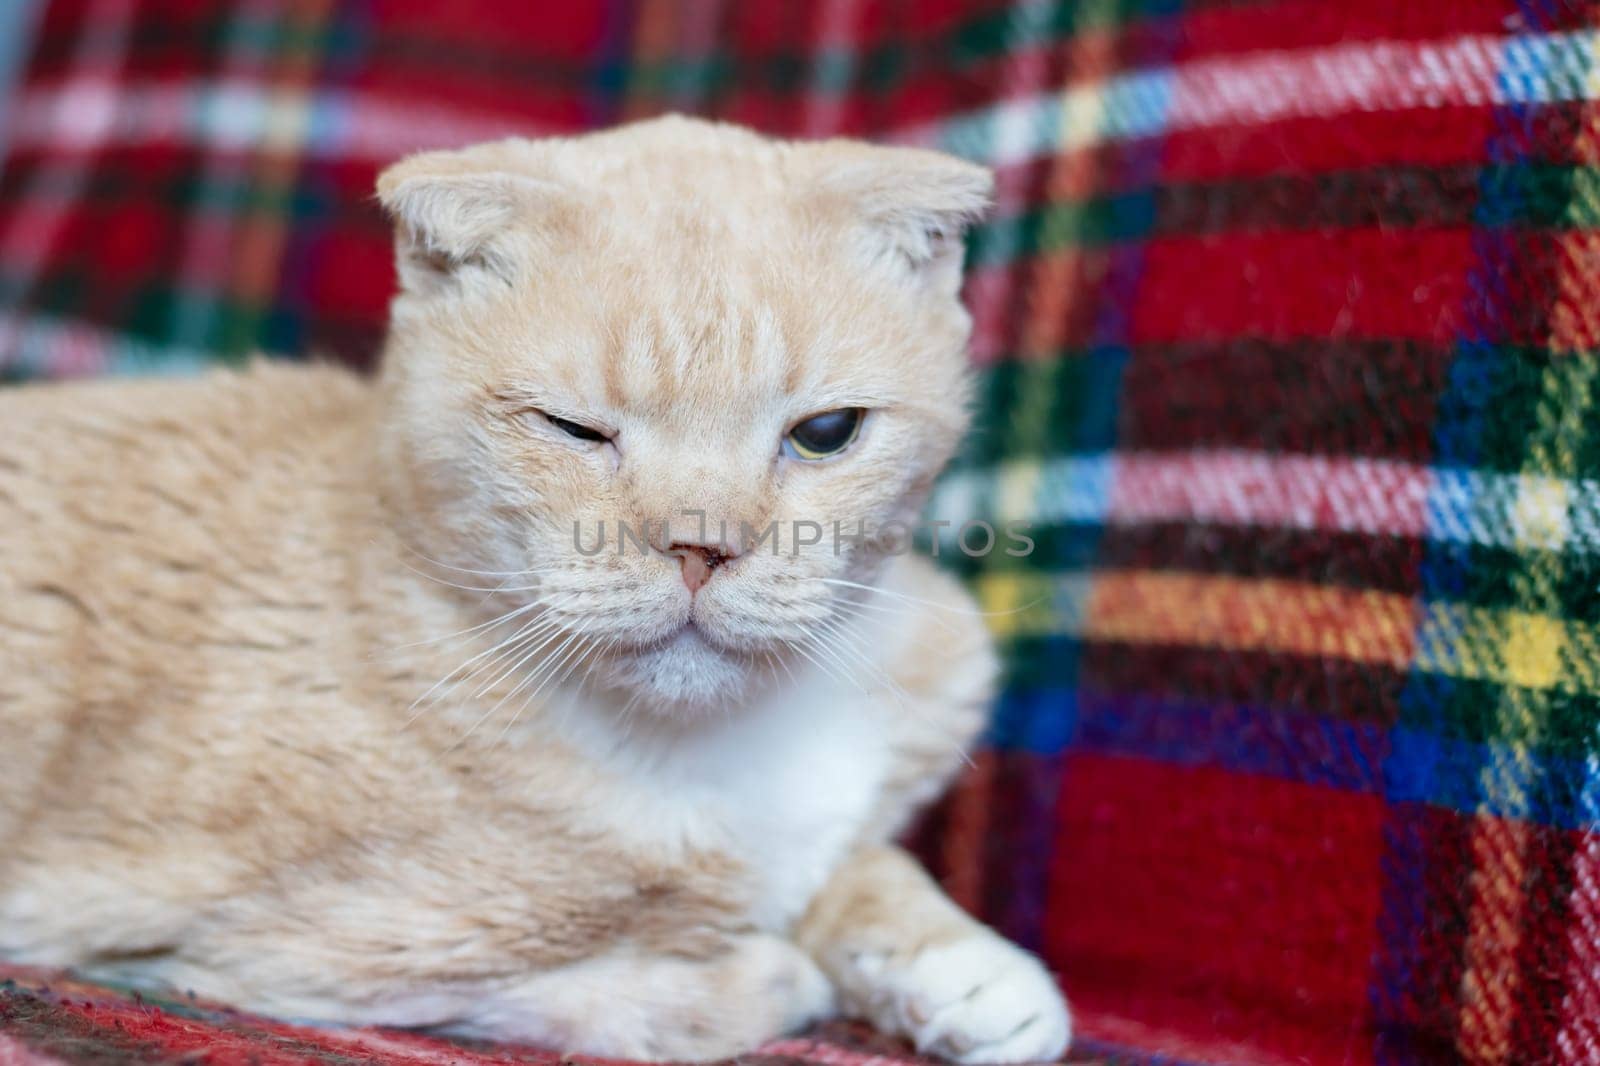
[546,414,610,443]
[784,408,865,461]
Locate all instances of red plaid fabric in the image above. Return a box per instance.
[0,967,1147,1066]
[7,2,1600,1064]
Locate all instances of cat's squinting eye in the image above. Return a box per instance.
[784,408,865,461]
[545,414,610,443]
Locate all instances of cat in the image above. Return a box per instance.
[0,115,1071,1063]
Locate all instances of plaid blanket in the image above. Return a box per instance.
[5,1,1600,1063]
[0,967,1158,1066]
[0,966,1170,1066]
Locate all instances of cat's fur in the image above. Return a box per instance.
[0,116,1070,1062]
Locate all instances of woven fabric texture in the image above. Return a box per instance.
[0,967,1155,1066]
[5,1,1600,1064]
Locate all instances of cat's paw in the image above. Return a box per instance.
[732,932,839,1039]
[841,931,1071,1064]
[448,935,835,1061]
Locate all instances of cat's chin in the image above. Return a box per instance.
[604,626,756,716]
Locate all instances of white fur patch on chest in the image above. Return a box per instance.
[554,676,891,930]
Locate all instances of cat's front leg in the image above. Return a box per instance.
[445,933,835,1061]
[795,845,1071,1064]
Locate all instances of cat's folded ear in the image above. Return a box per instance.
[794,142,994,296]
[376,141,567,297]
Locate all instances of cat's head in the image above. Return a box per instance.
[375,115,991,714]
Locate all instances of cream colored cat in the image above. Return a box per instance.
[0,116,1070,1063]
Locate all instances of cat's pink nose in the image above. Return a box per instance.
[671,543,733,594]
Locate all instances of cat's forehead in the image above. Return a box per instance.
[573,161,823,283]
[506,197,899,415]
[519,247,883,423]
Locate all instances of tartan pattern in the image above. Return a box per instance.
[5,1,1600,1063]
[0,966,1153,1066]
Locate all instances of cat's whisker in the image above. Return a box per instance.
[403,590,592,725]
[510,627,591,704]
[471,573,528,610]
[762,648,799,690]
[817,577,1042,620]
[492,633,605,748]
[468,619,574,701]
[792,633,868,698]
[614,687,646,745]
[808,613,976,771]
[396,541,546,580]
[810,614,906,698]
[397,558,546,595]
[817,576,961,608]
[820,629,918,714]
[589,633,625,688]
[804,638,865,698]
[403,613,557,726]
[438,629,586,757]
[824,593,963,637]
[823,601,948,657]
[821,594,912,618]
[553,633,612,701]
[378,599,542,658]
[500,629,622,749]
[783,635,835,684]
[484,630,594,746]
